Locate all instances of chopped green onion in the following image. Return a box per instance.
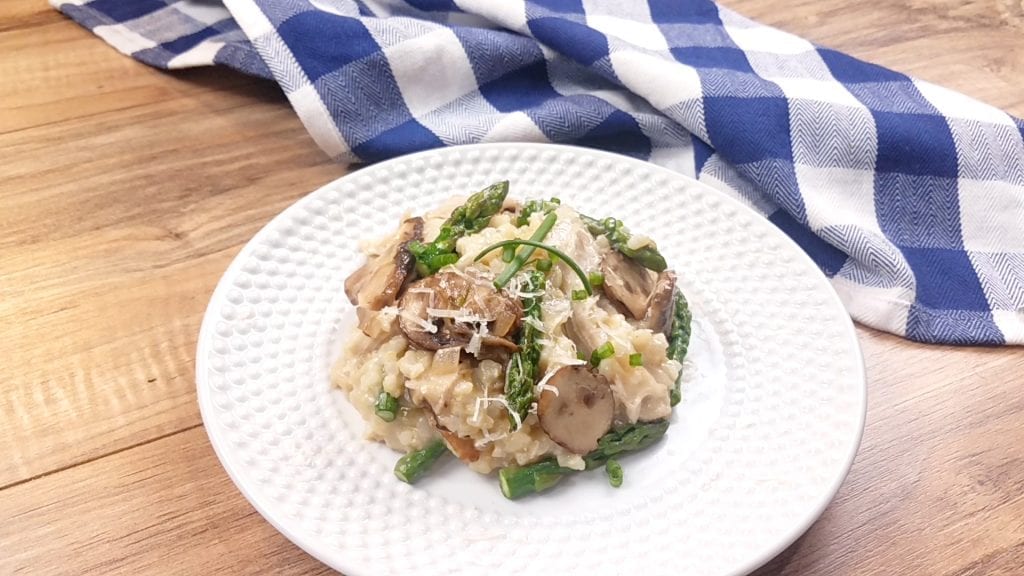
[535,258,553,273]
[571,289,588,301]
[501,244,516,263]
[588,271,604,287]
[475,238,593,295]
[590,341,615,366]
[605,458,623,488]
[629,353,643,367]
[577,351,586,361]
[374,390,399,422]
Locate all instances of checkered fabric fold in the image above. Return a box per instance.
[53,0,1024,345]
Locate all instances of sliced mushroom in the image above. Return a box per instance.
[421,402,480,462]
[345,217,423,311]
[564,300,603,358]
[600,249,656,320]
[437,427,480,463]
[537,365,615,455]
[355,306,394,339]
[398,271,521,352]
[641,270,677,336]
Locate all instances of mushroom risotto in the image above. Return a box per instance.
[331,181,692,499]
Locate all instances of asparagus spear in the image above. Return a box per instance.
[580,214,667,272]
[583,419,670,467]
[394,439,448,484]
[497,420,670,499]
[499,458,567,499]
[408,181,509,276]
[667,291,693,407]
[504,268,545,428]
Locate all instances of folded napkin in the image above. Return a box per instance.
[54,0,1024,345]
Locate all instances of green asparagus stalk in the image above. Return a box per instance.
[583,419,670,467]
[503,269,545,428]
[497,420,670,499]
[667,291,693,407]
[374,390,400,422]
[408,181,509,276]
[499,458,567,499]
[394,439,448,484]
[580,214,667,272]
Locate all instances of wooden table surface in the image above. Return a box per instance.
[2,1,1023,574]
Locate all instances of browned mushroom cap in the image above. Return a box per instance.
[600,250,657,320]
[537,365,615,455]
[398,271,521,352]
[344,217,423,311]
[640,270,677,337]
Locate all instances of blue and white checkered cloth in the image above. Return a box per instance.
[54,0,1024,345]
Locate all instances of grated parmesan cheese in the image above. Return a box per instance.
[537,383,559,397]
[400,311,437,333]
[425,307,492,327]
[471,393,521,430]
[466,333,483,356]
[522,315,546,333]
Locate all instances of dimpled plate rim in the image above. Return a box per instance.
[196,142,866,576]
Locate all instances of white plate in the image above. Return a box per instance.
[197,143,866,576]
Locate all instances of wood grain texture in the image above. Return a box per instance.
[0,2,346,488]
[1,0,1023,574]
[1,426,334,576]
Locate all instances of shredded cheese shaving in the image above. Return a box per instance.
[471,396,485,425]
[537,383,559,397]
[500,396,523,430]
[425,308,489,324]
[534,367,559,395]
[504,273,547,300]
[447,264,495,287]
[466,333,483,356]
[471,394,521,431]
[378,305,399,321]
[522,316,546,333]
[466,319,491,357]
[400,311,437,333]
